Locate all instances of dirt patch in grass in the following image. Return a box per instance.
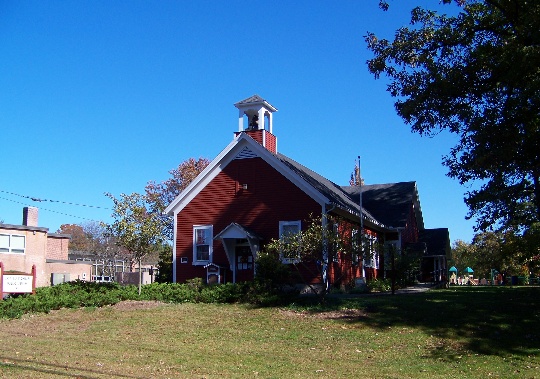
[280,308,367,320]
[110,300,166,311]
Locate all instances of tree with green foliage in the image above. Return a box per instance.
[366,0,540,233]
[155,243,173,283]
[452,231,528,279]
[104,192,166,294]
[144,157,210,282]
[261,215,373,303]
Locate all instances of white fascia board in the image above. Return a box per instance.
[164,136,241,215]
[164,133,330,215]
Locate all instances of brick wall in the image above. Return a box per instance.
[23,207,39,227]
[46,235,70,260]
[234,130,277,153]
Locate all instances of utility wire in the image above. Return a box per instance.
[0,189,110,210]
[0,196,103,223]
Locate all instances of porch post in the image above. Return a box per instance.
[321,205,330,293]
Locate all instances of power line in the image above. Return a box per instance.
[0,196,103,223]
[0,189,110,210]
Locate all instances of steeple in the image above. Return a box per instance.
[234,95,278,153]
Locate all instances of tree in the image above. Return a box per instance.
[57,224,89,251]
[451,231,527,279]
[451,239,477,274]
[155,243,173,283]
[366,1,540,233]
[104,192,166,294]
[261,215,373,303]
[145,157,210,241]
[522,222,540,276]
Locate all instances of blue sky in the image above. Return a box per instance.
[0,1,475,243]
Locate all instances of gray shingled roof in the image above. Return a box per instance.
[342,182,423,229]
[235,94,266,105]
[234,95,278,112]
[276,153,381,226]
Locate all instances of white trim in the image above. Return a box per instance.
[193,225,213,265]
[0,233,26,254]
[164,137,240,215]
[279,220,301,264]
[164,134,330,216]
[363,234,379,269]
[172,215,178,282]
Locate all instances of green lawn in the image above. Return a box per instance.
[0,286,538,378]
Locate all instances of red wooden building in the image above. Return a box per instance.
[165,95,450,287]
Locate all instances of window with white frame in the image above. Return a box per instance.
[332,223,340,263]
[363,234,378,269]
[0,234,26,254]
[279,220,301,264]
[351,228,360,264]
[193,225,212,264]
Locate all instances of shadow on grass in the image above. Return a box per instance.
[0,355,143,379]
[292,286,540,358]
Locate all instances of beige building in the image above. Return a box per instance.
[0,207,92,289]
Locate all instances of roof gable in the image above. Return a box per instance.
[214,222,263,240]
[165,134,423,232]
[164,133,330,215]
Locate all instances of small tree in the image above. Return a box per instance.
[261,215,370,303]
[104,192,165,295]
[155,243,173,283]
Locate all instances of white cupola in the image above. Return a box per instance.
[234,95,278,153]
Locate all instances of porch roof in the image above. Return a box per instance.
[214,222,264,241]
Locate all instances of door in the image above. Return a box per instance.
[235,245,254,282]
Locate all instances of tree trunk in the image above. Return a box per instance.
[533,172,540,223]
[138,257,142,296]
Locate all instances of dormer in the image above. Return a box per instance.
[234,95,278,153]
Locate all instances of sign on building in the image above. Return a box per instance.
[0,263,36,297]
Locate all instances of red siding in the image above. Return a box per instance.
[234,130,277,153]
[175,157,321,283]
[401,203,419,247]
[327,222,383,287]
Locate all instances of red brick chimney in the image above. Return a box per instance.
[23,206,39,227]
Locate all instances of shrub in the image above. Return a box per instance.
[0,277,295,320]
[255,252,293,292]
[367,278,392,293]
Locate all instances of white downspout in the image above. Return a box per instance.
[172,212,178,283]
[322,203,336,292]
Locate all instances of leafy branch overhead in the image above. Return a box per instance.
[366,0,540,233]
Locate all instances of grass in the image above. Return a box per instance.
[0,286,538,378]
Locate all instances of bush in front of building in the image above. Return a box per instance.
[0,278,288,319]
